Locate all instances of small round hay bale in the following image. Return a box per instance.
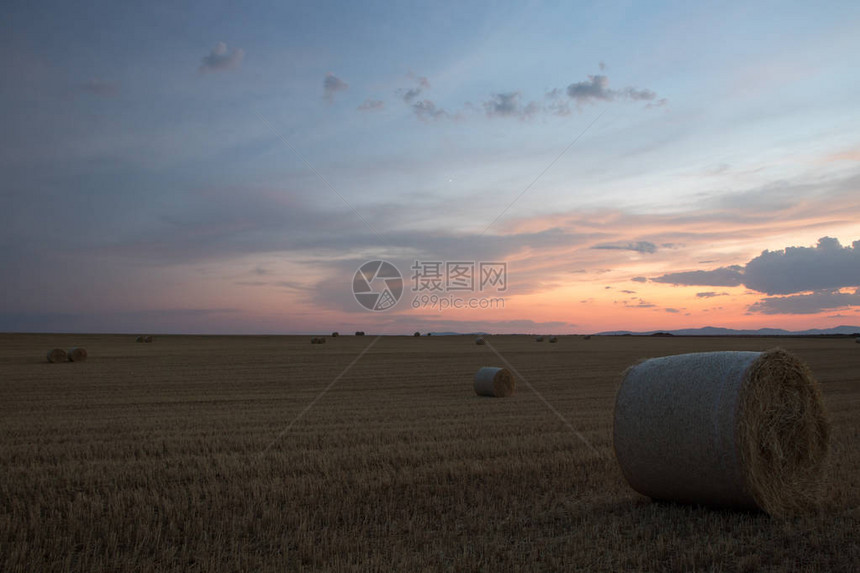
[331,332,339,337]
[475,337,486,345]
[135,336,144,343]
[355,331,365,336]
[311,337,320,344]
[613,348,830,515]
[68,347,88,362]
[535,336,544,342]
[143,336,153,343]
[47,348,68,363]
[414,331,421,337]
[474,366,515,397]
[548,336,558,343]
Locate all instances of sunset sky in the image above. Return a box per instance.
[2,1,860,334]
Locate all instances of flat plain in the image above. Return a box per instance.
[1,333,858,572]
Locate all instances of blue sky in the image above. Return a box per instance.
[2,1,860,333]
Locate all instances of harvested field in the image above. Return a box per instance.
[0,334,858,571]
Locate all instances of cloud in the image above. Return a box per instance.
[323,73,349,102]
[743,237,860,295]
[199,42,244,73]
[482,92,540,119]
[652,265,745,287]
[696,291,729,298]
[592,241,657,254]
[357,98,384,111]
[411,99,449,121]
[564,73,661,106]
[748,289,860,315]
[653,238,860,295]
[631,276,648,283]
[81,78,119,97]
[397,74,432,104]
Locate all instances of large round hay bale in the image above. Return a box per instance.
[535,336,544,342]
[474,366,515,397]
[613,348,830,515]
[143,336,153,343]
[68,347,88,362]
[135,336,144,343]
[475,337,486,345]
[414,331,421,337]
[47,348,67,363]
[331,332,339,337]
[548,336,558,343]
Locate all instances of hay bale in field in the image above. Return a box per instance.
[584,335,592,340]
[46,348,67,363]
[135,336,144,343]
[143,336,153,343]
[475,337,486,345]
[331,331,339,337]
[355,331,365,336]
[474,366,515,397]
[536,336,544,342]
[68,347,88,362]
[311,337,326,344]
[548,336,558,343]
[613,348,830,515]
[414,331,421,337]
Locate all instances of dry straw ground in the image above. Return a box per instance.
[1,334,858,571]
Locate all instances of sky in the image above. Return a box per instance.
[2,0,860,335]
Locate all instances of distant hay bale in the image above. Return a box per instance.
[331,332,339,337]
[46,348,67,363]
[474,367,515,397]
[135,336,144,343]
[311,337,326,344]
[584,335,592,340]
[614,348,830,515]
[536,336,544,342]
[68,347,88,362]
[426,332,432,336]
[414,331,421,337]
[548,336,558,343]
[475,337,486,345]
[355,331,365,336]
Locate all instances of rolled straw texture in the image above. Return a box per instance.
[47,348,67,363]
[68,347,88,362]
[613,348,830,515]
[474,367,515,398]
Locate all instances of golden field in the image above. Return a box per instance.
[1,333,858,572]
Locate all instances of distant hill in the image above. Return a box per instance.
[596,325,860,337]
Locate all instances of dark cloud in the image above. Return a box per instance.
[592,241,657,254]
[652,265,744,287]
[631,276,647,283]
[400,88,422,103]
[665,308,681,313]
[620,289,636,294]
[744,237,860,295]
[323,72,349,102]
[482,92,539,119]
[748,289,860,315]
[412,100,449,121]
[81,78,119,97]
[357,98,384,111]
[696,291,728,298]
[564,74,662,106]
[654,238,860,295]
[199,42,244,73]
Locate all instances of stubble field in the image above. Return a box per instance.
[1,333,858,571]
